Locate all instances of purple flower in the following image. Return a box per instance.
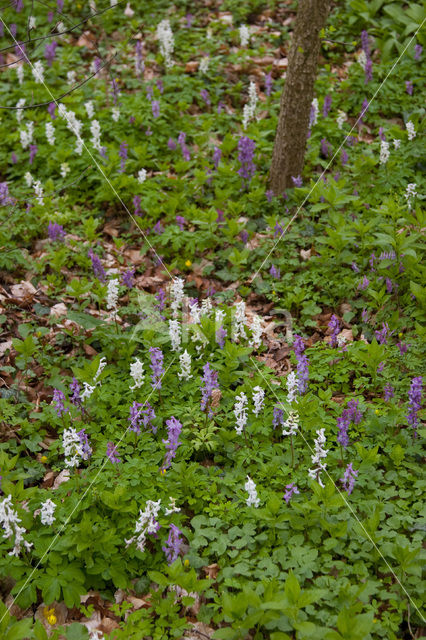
[264,72,273,96]
[328,314,340,347]
[178,132,191,161]
[118,141,128,173]
[269,264,280,279]
[122,268,135,288]
[135,41,144,76]
[357,276,369,291]
[162,416,182,470]
[48,11,54,22]
[291,175,302,187]
[13,0,24,11]
[240,230,249,244]
[15,41,28,62]
[44,41,57,66]
[93,57,102,75]
[149,347,164,390]
[405,81,413,95]
[237,136,256,187]
[377,362,384,373]
[385,278,393,294]
[153,220,164,234]
[10,24,17,38]
[364,58,373,83]
[361,30,370,57]
[213,146,221,169]
[283,483,299,504]
[340,463,358,494]
[216,209,225,225]
[384,384,394,401]
[274,222,284,238]
[69,377,82,408]
[106,441,121,464]
[216,325,227,348]
[57,0,64,11]
[133,195,141,216]
[167,137,177,150]
[52,389,68,417]
[217,101,225,114]
[375,322,392,345]
[48,221,66,242]
[78,428,92,459]
[146,85,154,102]
[320,138,331,158]
[129,401,145,434]
[11,153,17,164]
[360,98,369,122]
[175,215,185,230]
[266,189,274,202]
[323,94,332,117]
[414,44,422,60]
[200,89,210,105]
[88,248,106,282]
[29,144,38,164]
[185,13,194,27]
[155,288,166,312]
[293,335,309,394]
[351,262,359,273]
[0,183,13,205]
[272,406,284,429]
[361,308,369,322]
[151,100,160,118]
[200,362,219,415]
[337,400,362,449]
[397,341,409,355]
[407,376,422,437]
[378,127,386,141]
[111,78,120,105]
[156,79,164,94]
[162,524,183,564]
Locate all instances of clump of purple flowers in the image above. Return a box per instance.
[176,215,185,230]
[29,144,38,164]
[178,132,190,161]
[151,100,160,118]
[264,72,273,96]
[323,94,332,117]
[200,362,219,416]
[216,326,227,349]
[200,89,210,105]
[69,377,82,408]
[361,30,373,83]
[122,268,135,288]
[106,441,121,464]
[291,175,302,188]
[283,483,299,504]
[78,428,92,460]
[129,401,157,435]
[384,384,394,401]
[149,347,164,390]
[213,146,221,169]
[88,248,106,282]
[44,41,57,66]
[293,335,309,395]
[375,322,392,345]
[52,389,68,417]
[162,416,182,470]
[337,399,363,449]
[340,463,358,494]
[407,376,422,437]
[48,221,66,242]
[272,406,284,429]
[119,141,128,173]
[328,314,340,347]
[162,524,183,564]
[237,136,256,188]
[269,264,280,279]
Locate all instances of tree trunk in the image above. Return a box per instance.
[270,0,331,193]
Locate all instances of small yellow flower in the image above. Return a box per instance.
[185,260,192,267]
[184,559,189,567]
[47,614,57,625]
[43,607,56,625]
[272,290,276,295]
[160,468,166,476]
[375,409,380,415]
[398,332,403,338]
[41,456,47,464]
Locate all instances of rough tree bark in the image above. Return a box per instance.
[270,0,331,193]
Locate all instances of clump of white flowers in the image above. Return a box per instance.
[404,183,417,210]
[25,172,33,187]
[286,371,298,404]
[85,101,95,119]
[406,120,416,141]
[40,499,56,525]
[239,24,250,47]
[234,392,248,435]
[242,81,257,130]
[112,107,120,122]
[393,139,401,150]
[125,499,162,552]
[16,98,25,123]
[81,382,96,401]
[93,357,107,383]
[379,140,390,165]
[59,104,83,155]
[32,60,45,83]
[130,358,145,389]
[170,277,185,317]
[156,19,174,68]
[310,98,319,126]
[178,349,192,380]
[0,495,33,556]
[308,428,329,488]
[336,110,347,129]
[199,57,209,74]
[169,319,181,351]
[20,121,34,149]
[106,278,120,315]
[67,70,76,85]
[245,476,259,507]
[16,65,24,85]
[282,410,299,437]
[62,427,84,468]
[90,120,102,151]
[357,50,367,70]
[249,315,263,349]
[165,497,180,515]
[252,386,264,416]
[189,299,201,324]
[137,168,147,183]
[233,301,247,341]
[33,180,44,205]
[60,163,70,178]
[45,121,55,145]
[201,298,213,317]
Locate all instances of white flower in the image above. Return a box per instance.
[112,107,120,122]
[33,180,44,205]
[67,70,76,85]
[308,428,328,488]
[130,358,145,389]
[286,371,298,404]
[137,168,147,183]
[45,121,55,145]
[29,16,36,29]
[32,60,45,83]
[178,350,192,380]
[379,140,390,165]
[406,120,416,141]
[90,119,102,150]
[242,81,257,129]
[252,386,264,416]
[206,27,212,40]
[189,299,201,324]
[336,110,347,129]
[310,98,319,126]
[89,0,97,14]
[234,392,248,435]
[393,139,401,149]
[169,318,181,351]
[16,65,24,85]
[56,21,65,33]
[337,334,347,348]
[80,382,96,400]
[164,497,181,515]
[107,278,120,313]
[282,410,299,436]
[357,50,367,70]
[239,24,250,47]
[63,428,84,468]
[85,101,95,119]
[245,476,259,507]
[16,98,25,123]
[0,495,33,556]
[233,300,247,341]
[124,2,134,17]
[405,183,417,210]
[199,57,209,74]
[24,172,33,187]
[20,121,34,149]
[201,298,212,316]
[170,277,185,317]
[93,357,107,383]
[60,163,70,178]
[249,315,263,349]
[110,0,118,5]
[125,499,162,552]
[156,19,174,68]
[40,499,56,525]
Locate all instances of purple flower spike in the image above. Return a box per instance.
[384,384,394,401]
[48,221,66,242]
[162,524,183,564]
[119,141,129,173]
[340,463,358,494]
[149,347,164,390]
[200,363,219,416]
[216,325,227,348]
[133,195,142,217]
[88,248,106,282]
[106,441,121,464]
[407,376,422,437]
[162,416,182,470]
[264,72,273,96]
[291,175,302,187]
[273,406,284,429]
[293,335,309,394]
[405,81,413,95]
[213,146,221,169]
[284,483,299,504]
[269,264,280,279]
[44,41,57,66]
[175,215,185,230]
[151,100,160,118]
[328,314,340,347]
[122,268,135,288]
[337,400,362,449]
[200,89,210,105]
[414,44,422,60]
[69,377,82,408]
[237,136,256,188]
[29,144,38,165]
[168,137,177,150]
[323,94,332,117]
[78,428,92,459]
[375,322,392,345]
[52,389,68,417]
